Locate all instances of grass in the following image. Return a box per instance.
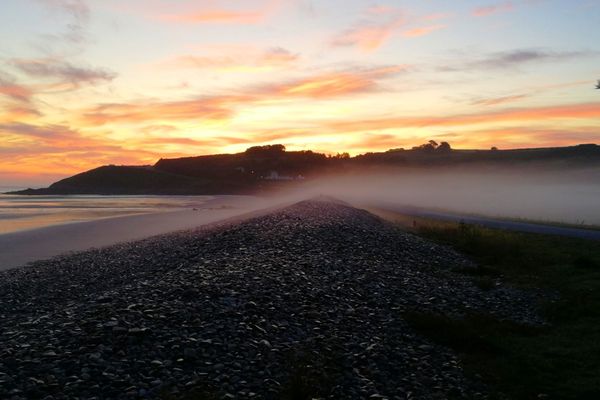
[500,216,600,232]
[403,218,600,400]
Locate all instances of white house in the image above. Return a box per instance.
[263,171,294,180]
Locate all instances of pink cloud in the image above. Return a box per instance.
[0,81,33,103]
[402,24,446,38]
[159,9,264,24]
[332,16,405,52]
[79,65,407,125]
[332,6,453,51]
[332,25,396,51]
[162,47,299,71]
[156,0,282,25]
[258,65,408,98]
[473,2,514,17]
[326,102,600,132]
[366,5,397,15]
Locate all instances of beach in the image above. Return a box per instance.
[0,199,543,399]
[0,195,261,235]
[0,195,271,270]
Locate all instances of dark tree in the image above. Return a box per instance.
[436,141,452,153]
[332,152,350,159]
[596,80,600,89]
[245,144,286,157]
[412,140,439,152]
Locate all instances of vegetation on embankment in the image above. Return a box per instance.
[408,220,600,399]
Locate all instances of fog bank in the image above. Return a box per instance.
[276,165,600,226]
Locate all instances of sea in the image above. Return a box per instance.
[0,191,217,234]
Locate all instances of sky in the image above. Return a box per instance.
[0,0,599,186]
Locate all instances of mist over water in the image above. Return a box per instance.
[1,165,599,236]
[0,195,218,234]
[276,165,600,226]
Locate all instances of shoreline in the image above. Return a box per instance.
[0,196,281,270]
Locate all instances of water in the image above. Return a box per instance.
[0,195,218,234]
[0,186,29,193]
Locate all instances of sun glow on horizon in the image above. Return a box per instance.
[0,0,599,185]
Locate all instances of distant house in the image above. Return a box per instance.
[263,170,294,181]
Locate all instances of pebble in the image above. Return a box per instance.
[0,200,544,399]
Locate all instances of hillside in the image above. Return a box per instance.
[355,142,600,166]
[13,166,252,195]
[9,143,600,195]
[154,144,330,179]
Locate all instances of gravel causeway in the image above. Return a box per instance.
[0,199,543,399]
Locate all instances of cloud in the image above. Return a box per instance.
[0,144,155,176]
[471,49,588,69]
[402,24,446,38]
[366,5,397,15]
[262,47,300,67]
[156,0,282,25]
[11,58,116,87]
[81,65,407,125]
[0,74,33,103]
[274,73,375,97]
[332,6,452,52]
[472,0,548,18]
[82,96,241,125]
[472,1,514,17]
[160,10,264,24]
[0,122,81,141]
[264,66,406,98]
[332,17,405,52]
[163,47,299,72]
[440,49,594,72]
[0,106,42,121]
[35,0,90,45]
[452,81,588,109]
[351,133,405,149]
[0,121,177,175]
[330,4,407,52]
[471,94,530,106]
[243,128,317,143]
[325,102,600,133]
[37,0,89,23]
[7,2,109,107]
[144,136,253,147]
[456,126,600,148]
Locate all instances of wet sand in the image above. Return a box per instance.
[0,197,280,270]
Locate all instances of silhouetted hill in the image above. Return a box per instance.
[155,144,329,179]
[9,143,600,195]
[13,165,252,195]
[355,143,600,166]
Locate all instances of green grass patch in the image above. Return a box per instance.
[409,220,600,399]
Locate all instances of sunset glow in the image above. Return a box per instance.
[1,0,599,185]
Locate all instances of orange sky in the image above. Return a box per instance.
[0,0,599,185]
